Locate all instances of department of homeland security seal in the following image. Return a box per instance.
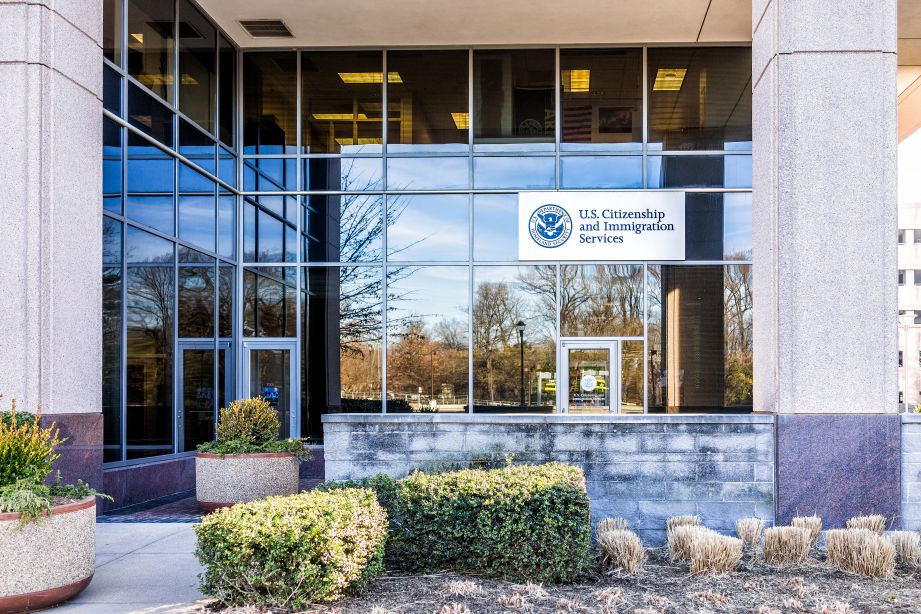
[528,204,572,248]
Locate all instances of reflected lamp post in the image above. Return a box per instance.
[516,320,526,407]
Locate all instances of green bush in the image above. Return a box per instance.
[215,397,280,444]
[194,487,388,609]
[324,463,592,583]
[0,405,62,487]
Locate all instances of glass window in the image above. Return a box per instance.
[103,0,122,65]
[104,65,121,115]
[474,50,555,150]
[218,194,235,259]
[304,194,383,263]
[647,264,753,412]
[179,119,216,177]
[179,158,214,193]
[386,266,469,413]
[127,195,174,235]
[646,155,752,189]
[301,51,383,154]
[915,271,921,287]
[472,266,557,413]
[900,270,906,285]
[560,48,642,151]
[127,133,175,194]
[560,265,644,337]
[303,157,383,192]
[178,0,216,134]
[128,83,174,146]
[684,193,753,261]
[243,201,297,263]
[914,231,921,245]
[102,217,122,463]
[647,47,752,151]
[243,158,297,192]
[473,194,518,261]
[899,229,906,244]
[243,267,297,337]
[387,194,469,261]
[127,226,174,263]
[179,194,216,252]
[178,257,215,338]
[219,263,234,337]
[560,156,642,189]
[218,147,236,187]
[218,35,236,147]
[386,50,469,153]
[386,157,469,191]
[473,156,555,190]
[302,266,383,437]
[127,0,175,103]
[243,52,297,154]
[103,119,123,214]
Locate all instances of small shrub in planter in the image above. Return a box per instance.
[195,397,310,510]
[194,488,387,609]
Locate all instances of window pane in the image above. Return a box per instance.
[473,194,518,261]
[244,200,297,263]
[179,195,216,252]
[301,51,383,154]
[387,50,468,153]
[102,218,122,463]
[126,226,174,264]
[103,119,123,214]
[560,48,642,150]
[646,155,752,189]
[386,266,469,412]
[178,261,215,338]
[219,263,233,337]
[181,349,215,450]
[127,133,174,193]
[387,194,468,261]
[647,47,752,151]
[218,35,236,146]
[472,266,557,413]
[243,52,297,154]
[386,157,469,190]
[684,192,754,261]
[474,50,555,150]
[304,194,383,263]
[178,0,216,134]
[126,263,174,459]
[104,65,121,114]
[127,0,175,103]
[128,83,174,146]
[621,340,644,412]
[218,147,236,187]
[560,265,644,336]
[243,158,297,192]
[218,194,236,259]
[302,266,383,437]
[243,267,297,337]
[178,120,216,178]
[103,0,122,65]
[303,157,383,192]
[560,156,642,189]
[474,156,555,190]
[127,195,174,235]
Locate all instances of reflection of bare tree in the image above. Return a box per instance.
[724,261,753,405]
[472,282,521,401]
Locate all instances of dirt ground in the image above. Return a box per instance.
[215,549,921,614]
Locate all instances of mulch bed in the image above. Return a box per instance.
[215,549,921,614]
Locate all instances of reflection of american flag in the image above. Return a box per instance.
[564,105,592,142]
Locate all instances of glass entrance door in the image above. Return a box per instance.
[177,342,232,452]
[242,341,298,438]
[560,340,620,413]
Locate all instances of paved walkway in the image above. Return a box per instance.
[50,523,210,613]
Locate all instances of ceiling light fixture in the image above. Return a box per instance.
[338,72,403,84]
[312,113,369,120]
[451,112,469,130]
[130,33,144,44]
[562,69,590,93]
[653,68,687,91]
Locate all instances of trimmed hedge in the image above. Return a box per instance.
[323,463,592,583]
[194,487,387,609]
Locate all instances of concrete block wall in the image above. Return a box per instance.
[902,415,921,529]
[324,414,775,545]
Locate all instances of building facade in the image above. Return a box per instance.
[0,0,912,529]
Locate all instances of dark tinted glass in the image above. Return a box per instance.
[103,0,122,65]
[103,119,123,214]
[128,83,174,146]
[104,65,121,114]
[646,155,752,188]
[243,267,297,337]
[243,52,297,154]
[387,50,468,152]
[647,47,752,151]
[243,158,297,192]
[178,260,215,338]
[178,0,216,134]
[127,0,175,103]
[682,193,753,261]
[218,35,236,146]
[560,48,642,150]
[474,50,554,149]
[102,218,122,462]
[181,349,215,450]
[301,51,383,154]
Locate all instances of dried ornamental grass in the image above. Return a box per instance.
[735,517,765,547]
[791,514,823,547]
[689,533,743,574]
[598,528,647,573]
[666,514,701,533]
[825,528,895,578]
[597,517,630,533]
[668,525,710,562]
[763,526,811,566]
[886,531,921,566]
[845,514,887,535]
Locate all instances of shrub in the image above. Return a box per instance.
[886,531,921,566]
[391,463,591,583]
[0,403,62,487]
[690,533,743,574]
[597,517,630,533]
[598,527,646,574]
[825,528,894,578]
[669,525,712,563]
[845,514,887,535]
[791,515,823,548]
[194,487,387,609]
[666,514,701,534]
[763,526,810,566]
[735,517,764,547]
[214,397,279,444]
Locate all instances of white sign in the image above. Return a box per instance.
[580,374,598,392]
[518,191,685,261]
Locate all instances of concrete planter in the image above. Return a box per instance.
[196,452,300,511]
[0,497,96,614]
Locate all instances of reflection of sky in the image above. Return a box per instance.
[723,193,752,258]
[126,156,174,193]
[473,157,555,189]
[388,265,469,332]
[724,155,752,188]
[126,226,173,264]
[560,156,642,189]
[179,164,214,193]
[473,265,555,342]
[387,157,469,190]
[473,194,518,261]
[388,195,468,261]
[127,195,174,235]
[178,196,216,252]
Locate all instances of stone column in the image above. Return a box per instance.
[752,0,900,526]
[0,1,103,488]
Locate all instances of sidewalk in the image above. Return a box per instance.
[50,523,210,613]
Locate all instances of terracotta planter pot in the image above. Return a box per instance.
[196,452,300,511]
[0,497,96,614]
